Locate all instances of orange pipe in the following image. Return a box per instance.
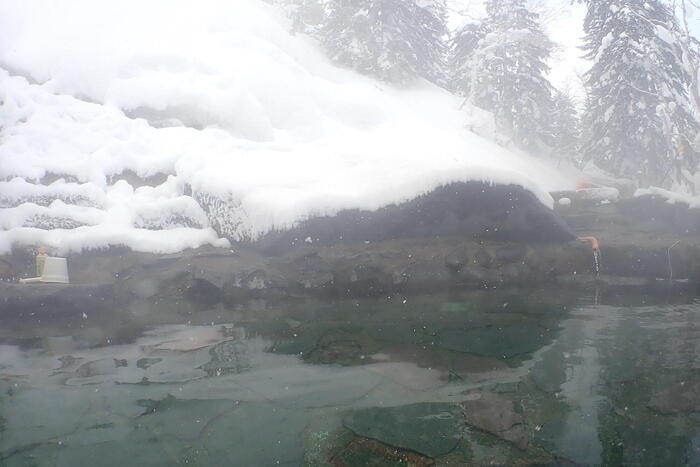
[578,236,600,252]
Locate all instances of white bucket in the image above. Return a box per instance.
[19,257,70,284]
[40,257,70,283]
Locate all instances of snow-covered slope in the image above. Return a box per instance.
[0,0,574,254]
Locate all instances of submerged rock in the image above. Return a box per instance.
[55,355,82,371]
[199,401,308,465]
[76,359,124,378]
[136,358,162,370]
[136,394,240,440]
[333,438,435,466]
[462,391,528,449]
[649,380,700,414]
[342,403,462,458]
[199,339,251,376]
[438,324,555,359]
[305,332,377,366]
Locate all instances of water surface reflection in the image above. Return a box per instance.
[1,289,699,465]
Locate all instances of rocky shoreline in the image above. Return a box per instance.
[1,185,699,316]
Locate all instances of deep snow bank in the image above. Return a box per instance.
[0,0,574,254]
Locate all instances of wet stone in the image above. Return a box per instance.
[342,402,462,458]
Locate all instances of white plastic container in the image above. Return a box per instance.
[41,257,70,283]
[20,257,70,284]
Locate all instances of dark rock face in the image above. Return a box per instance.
[222,269,289,301]
[183,278,222,306]
[248,182,575,253]
[445,249,469,272]
[495,244,527,264]
[0,283,115,317]
[473,248,493,268]
[343,264,392,297]
[618,195,700,235]
[3,186,699,308]
[0,258,16,281]
[289,253,334,291]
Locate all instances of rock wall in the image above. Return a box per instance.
[194,181,576,251]
[2,187,700,316]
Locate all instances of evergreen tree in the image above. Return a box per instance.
[449,0,555,149]
[550,90,581,161]
[417,0,448,24]
[581,0,698,188]
[448,22,486,95]
[321,0,447,84]
[287,0,327,35]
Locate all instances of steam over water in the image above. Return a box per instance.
[1,289,699,465]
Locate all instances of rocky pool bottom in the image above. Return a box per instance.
[1,287,699,466]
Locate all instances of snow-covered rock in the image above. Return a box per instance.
[634,187,700,209]
[0,0,575,254]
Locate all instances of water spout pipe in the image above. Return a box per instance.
[578,236,600,253]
